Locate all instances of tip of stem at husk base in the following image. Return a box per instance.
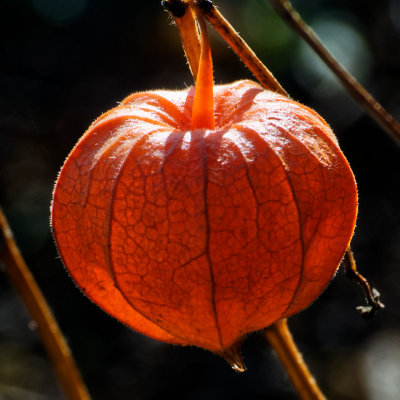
[218,340,246,373]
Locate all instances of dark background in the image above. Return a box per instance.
[1,0,400,399]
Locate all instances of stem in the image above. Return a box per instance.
[163,0,201,80]
[264,319,326,400]
[191,8,215,130]
[0,207,91,400]
[269,0,400,147]
[195,0,288,96]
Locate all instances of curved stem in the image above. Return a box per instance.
[0,207,91,400]
[269,0,400,147]
[263,319,326,400]
[196,0,288,96]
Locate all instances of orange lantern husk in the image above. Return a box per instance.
[51,11,357,368]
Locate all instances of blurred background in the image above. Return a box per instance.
[1,0,399,399]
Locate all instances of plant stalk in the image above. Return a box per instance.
[264,319,326,400]
[196,0,288,96]
[0,207,91,400]
[269,0,400,146]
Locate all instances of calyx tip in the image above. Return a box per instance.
[218,339,246,373]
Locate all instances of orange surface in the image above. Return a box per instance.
[51,77,357,352]
[191,11,214,131]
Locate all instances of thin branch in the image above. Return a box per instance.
[163,0,201,80]
[269,0,400,147]
[264,319,326,400]
[343,246,385,318]
[0,207,91,400]
[195,0,288,96]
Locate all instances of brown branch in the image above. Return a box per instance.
[343,246,385,318]
[162,0,201,80]
[264,319,326,400]
[269,0,400,147]
[0,207,91,400]
[195,0,288,96]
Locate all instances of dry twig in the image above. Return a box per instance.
[269,0,400,146]
[264,319,326,400]
[0,207,91,400]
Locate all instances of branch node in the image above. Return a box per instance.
[195,0,214,12]
[161,0,188,18]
